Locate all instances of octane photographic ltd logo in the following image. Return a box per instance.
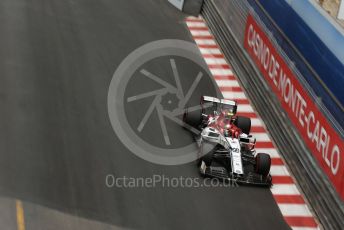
[108,40,221,165]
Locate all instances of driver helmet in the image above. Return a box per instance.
[224,111,234,119]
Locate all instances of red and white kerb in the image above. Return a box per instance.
[185,16,320,230]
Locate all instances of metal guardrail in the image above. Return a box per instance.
[201,0,344,229]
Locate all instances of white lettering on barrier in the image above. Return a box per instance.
[332,145,340,174]
[245,18,342,177]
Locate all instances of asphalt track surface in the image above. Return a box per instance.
[0,0,291,229]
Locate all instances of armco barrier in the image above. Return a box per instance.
[201,0,344,229]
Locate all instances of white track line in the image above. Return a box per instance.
[199,48,222,55]
[204,58,228,65]
[271,184,300,195]
[215,79,240,87]
[210,68,233,76]
[236,104,255,113]
[278,204,313,217]
[195,39,217,45]
[186,21,207,28]
[270,166,290,176]
[291,227,320,230]
[190,30,212,37]
[250,118,264,127]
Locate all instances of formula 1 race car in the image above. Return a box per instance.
[183,96,272,186]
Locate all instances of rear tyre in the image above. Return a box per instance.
[234,116,251,134]
[255,153,271,176]
[183,107,202,130]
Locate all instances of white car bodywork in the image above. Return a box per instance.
[200,126,252,175]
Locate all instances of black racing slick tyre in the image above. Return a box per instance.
[234,116,251,134]
[183,108,202,130]
[255,153,271,176]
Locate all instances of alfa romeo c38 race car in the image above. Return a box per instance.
[183,96,272,186]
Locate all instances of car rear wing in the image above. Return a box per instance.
[201,96,237,114]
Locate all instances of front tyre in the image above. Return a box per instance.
[234,116,251,134]
[255,153,271,176]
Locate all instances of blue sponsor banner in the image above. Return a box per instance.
[248,0,344,131]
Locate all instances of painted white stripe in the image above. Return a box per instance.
[236,104,254,113]
[190,30,211,36]
[204,58,227,65]
[270,165,290,176]
[215,79,239,87]
[186,21,207,28]
[187,16,202,20]
[210,68,233,76]
[278,204,313,217]
[291,227,320,230]
[199,48,222,55]
[222,91,247,100]
[250,118,263,127]
[251,133,271,142]
[255,148,280,158]
[271,184,300,195]
[195,39,217,45]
